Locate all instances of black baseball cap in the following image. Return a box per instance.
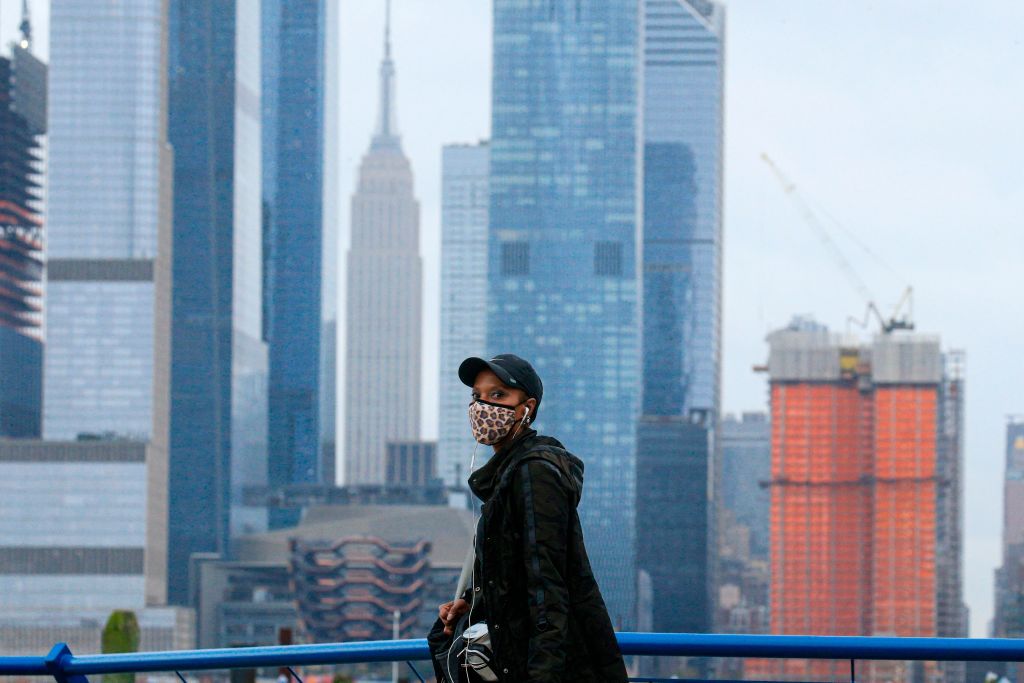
[459,353,544,410]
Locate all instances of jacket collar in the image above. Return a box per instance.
[467,428,537,501]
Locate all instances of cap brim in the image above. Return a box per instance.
[458,357,515,389]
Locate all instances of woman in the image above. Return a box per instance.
[433,353,628,682]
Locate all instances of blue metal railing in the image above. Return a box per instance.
[2,633,1023,681]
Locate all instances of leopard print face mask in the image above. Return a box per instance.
[468,399,525,445]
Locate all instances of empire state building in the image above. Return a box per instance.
[343,7,422,484]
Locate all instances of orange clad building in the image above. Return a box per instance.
[747,320,963,683]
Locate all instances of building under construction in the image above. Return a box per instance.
[748,318,965,682]
[0,33,46,438]
[0,35,46,438]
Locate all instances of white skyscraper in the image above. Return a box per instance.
[437,142,489,488]
[343,9,421,484]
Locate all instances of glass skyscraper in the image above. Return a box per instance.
[636,418,711,634]
[489,1,641,625]
[167,0,267,604]
[41,0,173,610]
[262,0,337,528]
[642,0,724,421]
[438,142,489,488]
[635,0,724,639]
[44,0,173,447]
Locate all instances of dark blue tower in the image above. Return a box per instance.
[262,0,332,529]
[167,0,267,604]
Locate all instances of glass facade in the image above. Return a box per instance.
[47,0,163,261]
[44,0,169,442]
[636,418,710,634]
[438,142,489,487]
[634,0,725,638]
[642,0,724,419]
[0,327,41,438]
[44,281,154,440]
[262,0,333,528]
[0,442,149,618]
[0,461,146,545]
[0,576,146,611]
[167,0,267,604]
[489,1,641,625]
[320,0,340,487]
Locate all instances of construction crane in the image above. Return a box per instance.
[760,153,914,334]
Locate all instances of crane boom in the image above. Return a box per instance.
[760,153,876,306]
[761,153,915,333]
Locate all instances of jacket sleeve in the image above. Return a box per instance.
[512,460,572,680]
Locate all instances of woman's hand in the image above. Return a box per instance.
[438,598,470,636]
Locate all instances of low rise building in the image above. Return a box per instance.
[196,504,473,648]
[0,439,191,655]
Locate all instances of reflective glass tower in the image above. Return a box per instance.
[44,0,173,445]
[44,0,172,607]
[438,142,489,488]
[167,0,266,604]
[262,0,337,528]
[641,0,724,419]
[489,1,641,625]
[635,0,724,640]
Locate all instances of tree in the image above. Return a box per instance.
[101,610,140,683]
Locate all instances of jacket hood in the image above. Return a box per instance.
[528,434,585,506]
[469,431,585,507]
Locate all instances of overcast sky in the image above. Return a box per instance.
[4,0,1021,637]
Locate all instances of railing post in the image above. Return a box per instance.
[44,643,89,683]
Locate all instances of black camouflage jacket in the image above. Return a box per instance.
[464,429,628,682]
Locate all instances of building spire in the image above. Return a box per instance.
[384,0,392,60]
[372,0,400,149]
[18,0,32,50]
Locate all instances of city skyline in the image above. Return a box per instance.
[1,0,1021,635]
[327,0,1024,636]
